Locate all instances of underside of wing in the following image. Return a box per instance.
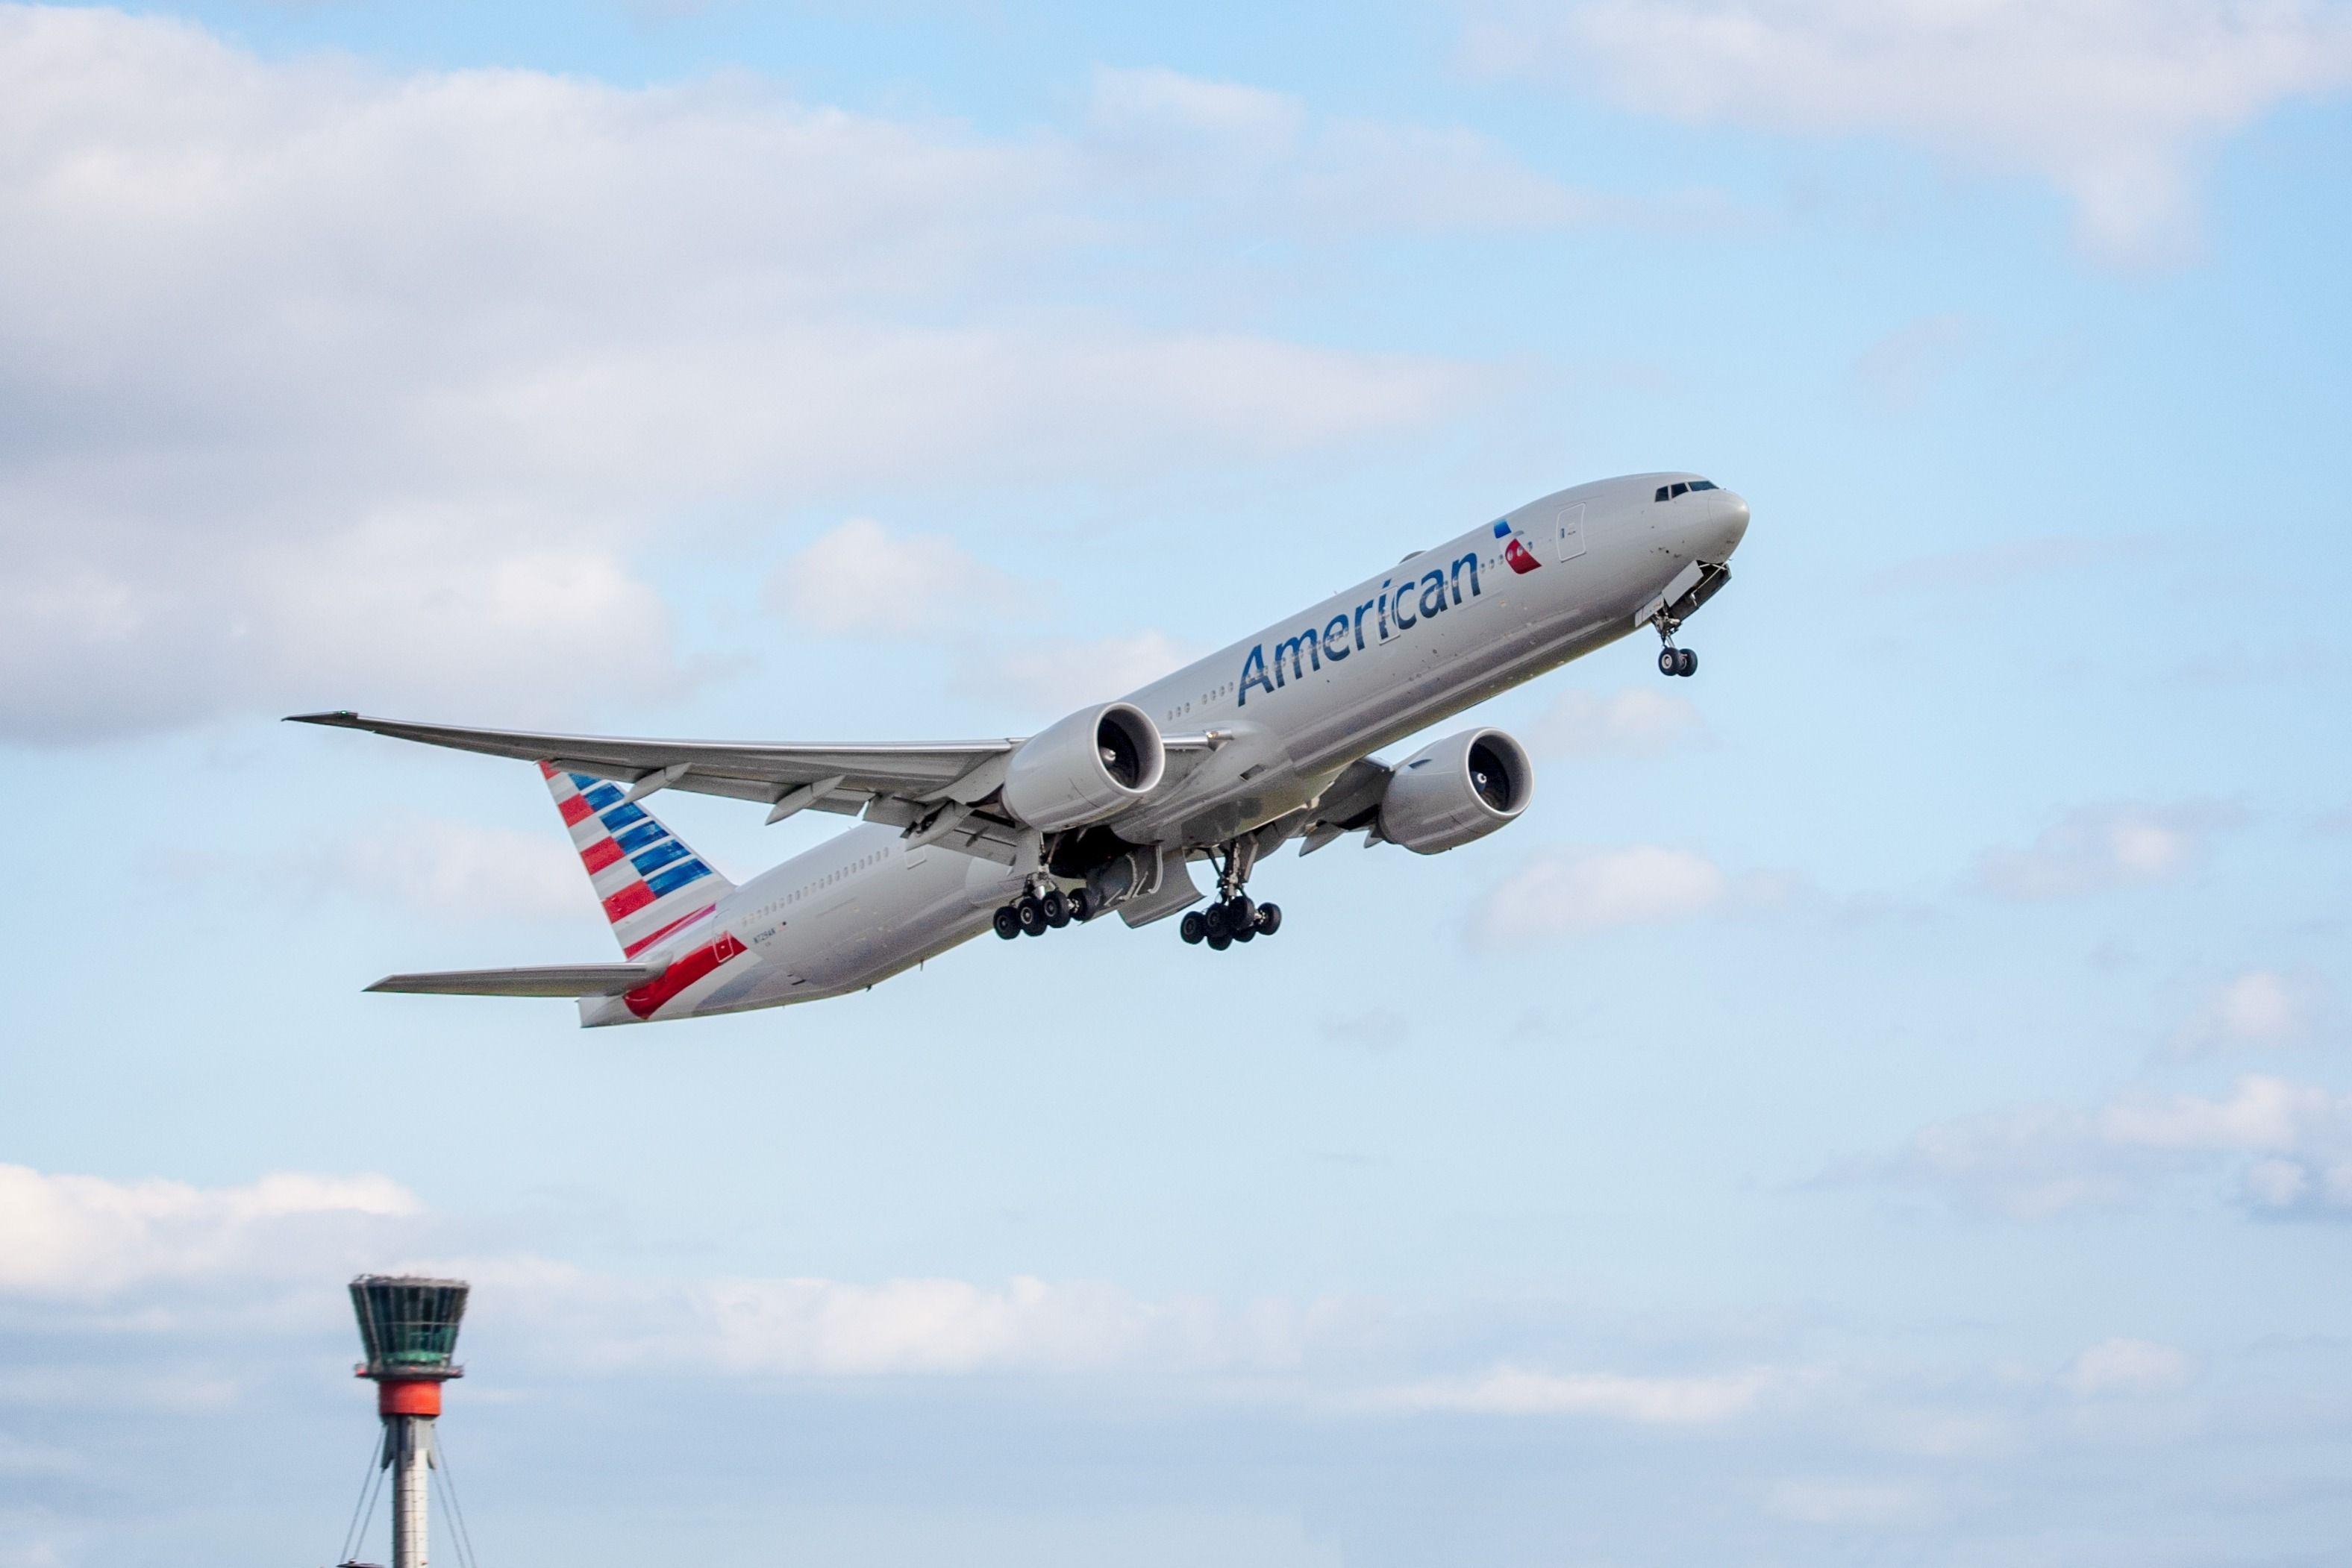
[1288,755,1393,854]
[287,711,1019,818]
[367,964,665,997]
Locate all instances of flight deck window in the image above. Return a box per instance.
[1655,486,1669,502]
[1689,480,1718,491]
[1670,482,1689,497]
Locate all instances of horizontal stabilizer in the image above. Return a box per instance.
[366,963,667,998]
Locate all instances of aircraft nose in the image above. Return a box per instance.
[1710,489,1751,557]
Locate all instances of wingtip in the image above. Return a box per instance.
[284,710,363,727]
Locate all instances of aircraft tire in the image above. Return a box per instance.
[1677,647,1698,677]
[1207,928,1233,952]
[1254,901,1282,936]
[1227,894,1255,929]
[1016,895,1047,935]
[1202,903,1231,943]
[1068,888,1092,922]
[1180,911,1206,944]
[1658,646,1679,676]
[992,906,1020,940]
[1043,888,1071,927]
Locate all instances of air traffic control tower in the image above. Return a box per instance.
[350,1275,469,1568]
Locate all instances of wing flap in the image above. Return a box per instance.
[287,712,1016,806]
[366,964,666,998]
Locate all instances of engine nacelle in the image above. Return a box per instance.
[1377,727,1533,854]
[1002,701,1166,831]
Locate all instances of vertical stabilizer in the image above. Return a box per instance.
[540,763,736,958]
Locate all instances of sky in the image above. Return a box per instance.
[3,1,2351,1563]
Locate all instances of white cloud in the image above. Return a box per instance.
[1974,801,2238,899]
[0,10,1501,743]
[1377,1364,1773,1423]
[974,630,1206,722]
[1090,65,1307,149]
[148,817,592,923]
[2065,1337,2192,1396]
[1528,686,1705,758]
[768,518,1016,636]
[1089,63,1583,232]
[1469,0,2352,263]
[0,1164,418,1299]
[1876,1075,2352,1217]
[1473,844,1730,940]
[2174,969,2328,1055]
[1765,1477,1944,1528]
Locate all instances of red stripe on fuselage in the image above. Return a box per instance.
[625,932,745,1020]
[622,903,717,959]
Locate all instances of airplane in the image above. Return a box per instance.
[292,471,1748,1026]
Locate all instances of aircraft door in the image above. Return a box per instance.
[1555,504,1587,562]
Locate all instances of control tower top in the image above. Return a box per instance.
[350,1275,469,1382]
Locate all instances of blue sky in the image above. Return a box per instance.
[3,1,2351,1564]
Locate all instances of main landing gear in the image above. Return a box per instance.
[1177,838,1283,953]
[992,881,1093,940]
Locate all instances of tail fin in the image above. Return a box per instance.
[541,762,736,958]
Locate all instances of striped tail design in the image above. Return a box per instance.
[541,763,736,959]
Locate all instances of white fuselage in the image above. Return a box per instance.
[583,473,1748,1024]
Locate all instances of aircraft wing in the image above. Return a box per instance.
[368,964,664,997]
[287,710,1022,820]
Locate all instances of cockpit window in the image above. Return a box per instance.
[1689,480,1718,492]
[1657,479,1720,502]
[1654,486,1669,502]
[1670,481,1689,497]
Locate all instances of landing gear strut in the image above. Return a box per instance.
[992,878,1092,941]
[1177,838,1283,952]
[1652,610,1698,678]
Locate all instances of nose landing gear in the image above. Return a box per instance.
[1651,606,1698,679]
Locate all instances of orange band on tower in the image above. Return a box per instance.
[377,1379,442,1417]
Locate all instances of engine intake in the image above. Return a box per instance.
[1377,727,1533,854]
[1003,702,1167,830]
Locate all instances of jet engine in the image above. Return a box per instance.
[1377,727,1533,853]
[1002,701,1167,831]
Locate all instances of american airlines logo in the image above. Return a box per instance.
[1238,528,1508,705]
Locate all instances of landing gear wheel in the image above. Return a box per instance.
[1676,647,1698,677]
[1180,910,1207,945]
[1232,920,1256,944]
[1254,901,1282,936]
[1202,903,1232,944]
[1042,888,1071,928]
[1016,895,1047,935]
[992,906,1020,940]
[1227,894,1255,931]
[1067,888,1092,923]
[1658,645,1680,676]
[1207,929,1233,952]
